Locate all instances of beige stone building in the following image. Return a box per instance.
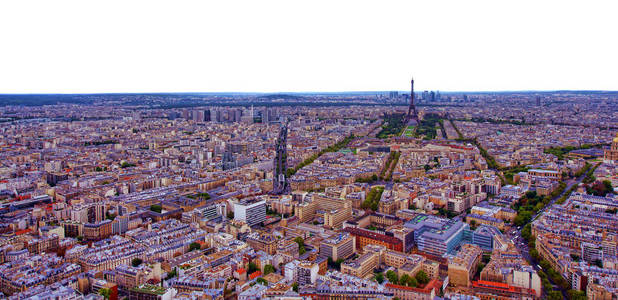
[448,244,482,287]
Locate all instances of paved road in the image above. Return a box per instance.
[510,172,587,298]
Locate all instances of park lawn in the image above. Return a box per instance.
[404,126,415,137]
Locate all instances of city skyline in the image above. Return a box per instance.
[0,86,616,300]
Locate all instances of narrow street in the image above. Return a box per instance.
[510,171,587,298]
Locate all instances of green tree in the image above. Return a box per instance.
[567,289,587,300]
[189,242,201,252]
[132,258,143,267]
[374,272,384,284]
[400,274,412,286]
[327,257,344,271]
[264,264,275,275]
[98,288,111,299]
[294,237,306,255]
[197,192,211,200]
[121,161,136,168]
[547,291,562,300]
[165,267,178,280]
[602,180,613,191]
[227,211,234,219]
[105,211,116,221]
[529,249,540,261]
[248,262,259,274]
[399,274,413,286]
[292,282,299,292]
[150,204,162,213]
[521,224,532,242]
[540,260,551,271]
[415,270,429,285]
[386,270,399,284]
[256,277,268,286]
[525,190,537,199]
[405,276,418,287]
[514,211,532,227]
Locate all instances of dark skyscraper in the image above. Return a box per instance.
[272,123,290,194]
[407,78,419,124]
[536,96,541,106]
[222,143,236,171]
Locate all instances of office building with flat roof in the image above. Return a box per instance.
[234,199,266,227]
[319,232,356,261]
[405,214,469,257]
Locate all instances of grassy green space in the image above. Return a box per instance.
[362,186,385,211]
[403,126,415,137]
[414,113,442,140]
[582,162,600,184]
[544,143,608,160]
[377,113,406,139]
[385,152,401,181]
[512,183,566,226]
[503,166,529,184]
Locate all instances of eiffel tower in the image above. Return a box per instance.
[407,77,419,124]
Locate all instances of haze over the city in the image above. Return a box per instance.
[1,0,617,94]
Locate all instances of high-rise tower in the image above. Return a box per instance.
[407,77,419,123]
[272,123,290,194]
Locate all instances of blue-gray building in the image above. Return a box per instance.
[469,224,502,251]
[404,214,469,257]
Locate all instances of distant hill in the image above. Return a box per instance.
[258,94,307,100]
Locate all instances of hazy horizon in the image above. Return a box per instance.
[2,89,618,96]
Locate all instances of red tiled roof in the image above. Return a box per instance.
[475,280,510,289]
[15,229,32,235]
[472,280,536,295]
[249,271,262,280]
[385,279,440,294]
[16,194,32,201]
[342,227,402,245]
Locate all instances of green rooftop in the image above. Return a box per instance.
[131,284,168,295]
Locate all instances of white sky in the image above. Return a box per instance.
[1,0,617,93]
